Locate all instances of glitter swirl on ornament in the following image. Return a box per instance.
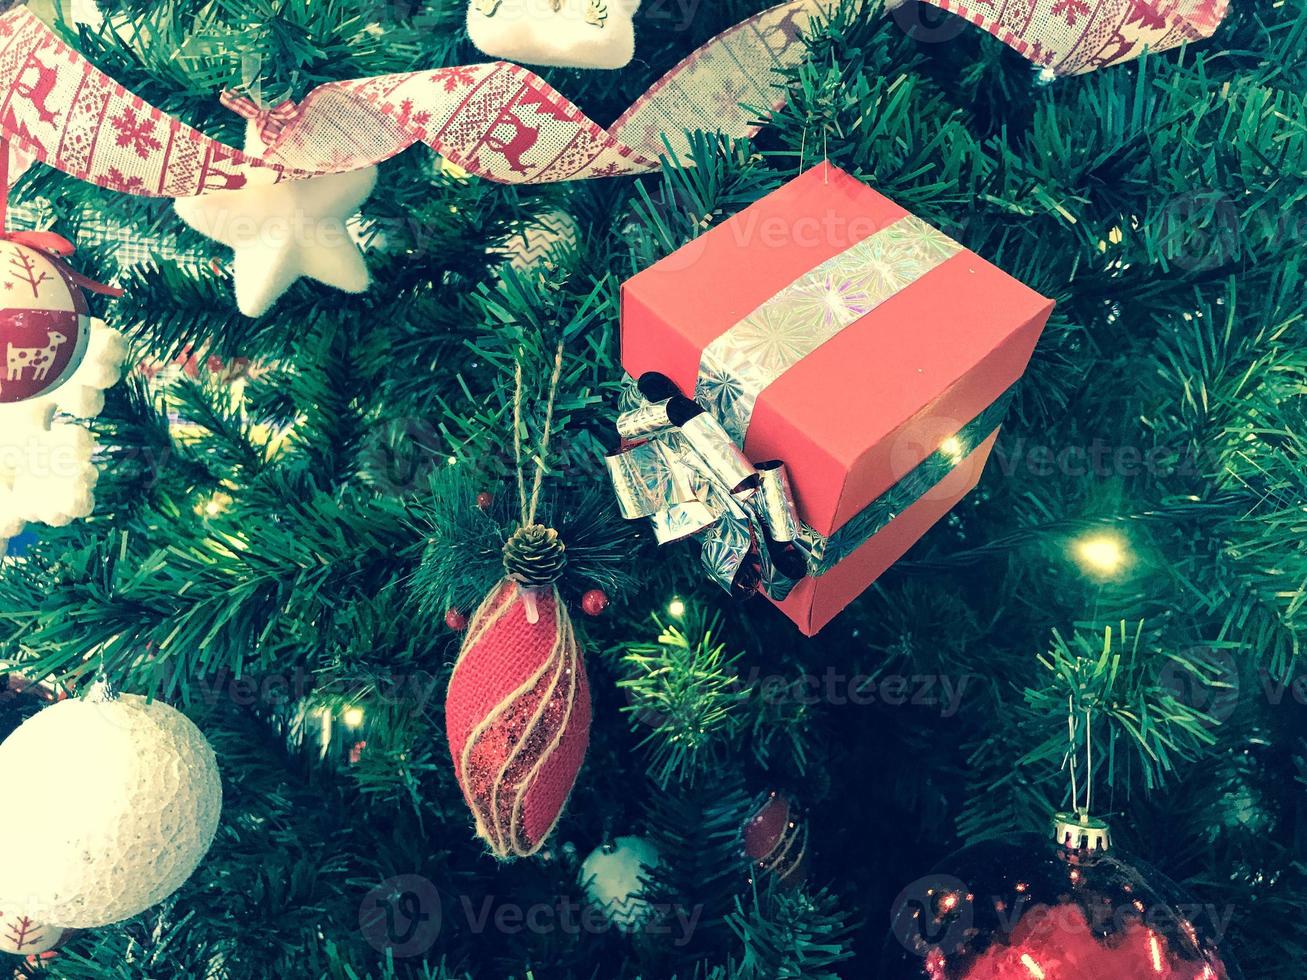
[453,581,589,857]
[743,791,809,887]
[881,814,1240,980]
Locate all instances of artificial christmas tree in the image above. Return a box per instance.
[0,0,1300,977]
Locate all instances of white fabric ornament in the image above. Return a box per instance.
[0,910,62,956]
[0,682,222,928]
[579,835,660,932]
[0,316,128,543]
[174,120,377,318]
[468,0,641,70]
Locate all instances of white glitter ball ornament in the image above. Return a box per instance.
[0,682,222,928]
[579,836,661,932]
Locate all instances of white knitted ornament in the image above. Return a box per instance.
[0,315,128,543]
[0,684,222,928]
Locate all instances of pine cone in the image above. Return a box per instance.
[503,524,567,588]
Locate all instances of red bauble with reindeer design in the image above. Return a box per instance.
[0,238,102,404]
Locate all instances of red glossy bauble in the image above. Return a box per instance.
[445,608,468,631]
[882,819,1240,980]
[580,588,609,617]
[476,491,494,511]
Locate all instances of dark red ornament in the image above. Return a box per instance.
[580,588,609,617]
[445,608,468,631]
[476,491,494,511]
[743,791,808,887]
[882,813,1240,980]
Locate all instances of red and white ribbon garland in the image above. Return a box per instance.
[0,0,1225,197]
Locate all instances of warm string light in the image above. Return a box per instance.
[342,706,365,728]
[1072,530,1131,579]
[667,597,686,618]
[195,492,232,517]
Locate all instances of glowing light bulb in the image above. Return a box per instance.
[939,436,964,460]
[1073,530,1130,578]
[196,492,232,517]
[1020,954,1047,979]
[667,597,686,618]
[342,706,365,728]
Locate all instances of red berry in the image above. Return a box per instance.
[446,608,468,631]
[476,491,494,511]
[581,589,609,617]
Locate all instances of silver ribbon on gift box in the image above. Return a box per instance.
[605,373,1019,601]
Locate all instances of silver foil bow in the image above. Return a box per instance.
[605,373,809,600]
[605,371,1021,602]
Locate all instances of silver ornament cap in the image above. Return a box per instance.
[1052,810,1112,854]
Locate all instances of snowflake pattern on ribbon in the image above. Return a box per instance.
[0,0,1226,198]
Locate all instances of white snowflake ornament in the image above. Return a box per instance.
[174,119,377,318]
[468,0,641,70]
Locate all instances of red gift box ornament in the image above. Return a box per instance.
[609,164,1054,635]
